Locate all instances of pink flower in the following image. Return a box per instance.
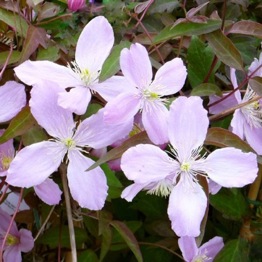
[178,236,224,262]
[0,208,34,262]
[14,16,127,115]
[6,81,132,210]
[0,81,26,123]
[104,43,187,145]
[67,0,86,11]
[120,96,258,237]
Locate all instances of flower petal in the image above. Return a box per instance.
[0,81,26,122]
[121,183,147,202]
[34,178,62,205]
[199,236,224,260]
[93,76,135,102]
[230,109,245,139]
[67,150,108,210]
[178,236,198,262]
[74,108,133,148]
[58,87,91,115]
[168,96,208,160]
[103,92,141,124]
[76,16,114,72]
[30,81,75,139]
[244,123,262,155]
[18,228,34,252]
[6,141,65,187]
[121,144,176,183]
[14,60,80,88]
[142,102,168,145]
[152,58,187,95]
[120,43,152,88]
[0,208,18,235]
[168,177,207,237]
[205,147,258,187]
[230,68,242,102]
[3,246,21,262]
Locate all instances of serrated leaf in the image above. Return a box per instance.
[111,221,143,262]
[0,8,28,37]
[210,188,250,221]
[249,77,262,96]
[0,106,37,144]
[191,83,222,96]
[154,19,221,43]
[99,41,131,82]
[214,239,250,262]
[86,131,152,171]
[228,20,262,39]
[205,29,244,70]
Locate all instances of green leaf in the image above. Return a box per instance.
[205,29,244,70]
[22,126,48,146]
[0,106,37,144]
[0,51,21,67]
[214,238,250,262]
[37,46,60,61]
[210,188,250,221]
[249,77,262,96]
[111,221,143,262]
[0,8,28,37]
[154,19,221,43]
[99,41,131,82]
[228,20,262,39]
[100,226,112,262]
[86,131,152,171]
[78,250,99,262]
[191,83,222,96]
[148,0,179,14]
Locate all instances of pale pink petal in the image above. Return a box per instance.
[121,183,147,202]
[0,208,18,235]
[76,16,114,72]
[168,177,207,237]
[14,60,80,88]
[30,81,75,139]
[0,81,26,122]
[230,68,242,103]
[208,179,222,195]
[67,150,108,210]
[152,58,187,95]
[58,87,91,115]
[18,228,34,252]
[120,43,152,89]
[3,246,21,262]
[121,144,177,183]
[34,178,62,205]
[248,53,262,77]
[93,76,136,102]
[199,236,224,260]
[6,141,65,187]
[230,109,245,139]
[74,108,133,148]
[244,123,262,155]
[103,92,141,124]
[142,102,168,145]
[168,96,208,160]
[204,147,258,187]
[178,236,198,262]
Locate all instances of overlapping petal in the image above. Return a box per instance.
[198,236,224,260]
[168,96,208,160]
[0,81,26,123]
[204,147,258,187]
[18,229,34,252]
[6,141,65,187]
[168,177,207,237]
[75,16,114,72]
[121,144,176,183]
[178,236,198,261]
[30,81,75,139]
[3,246,21,262]
[120,43,152,89]
[121,183,147,202]
[244,123,262,154]
[67,150,108,210]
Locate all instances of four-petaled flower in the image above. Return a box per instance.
[120,96,258,237]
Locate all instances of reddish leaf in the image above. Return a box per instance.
[249,77,262,96]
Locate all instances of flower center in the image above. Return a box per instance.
[6,234,19,246]
[63,138,76,149]
[1,156,12,170]
[180,162,191,172]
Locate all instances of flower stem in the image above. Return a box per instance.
[60,163,77,262]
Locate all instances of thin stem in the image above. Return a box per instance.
[0,183,9,204]
[0,45,13,80]
[60,163,77,262]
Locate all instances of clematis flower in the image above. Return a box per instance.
[178,236,224,262]
[0,130,62,205]
[0,208,34,262]
[209,53,262,154]
[120,96,258,237]
[14,16,127,115]
[0,81,26,123]
[67,0,86,11]
[6,81,132,210]
[104,43,187,145]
